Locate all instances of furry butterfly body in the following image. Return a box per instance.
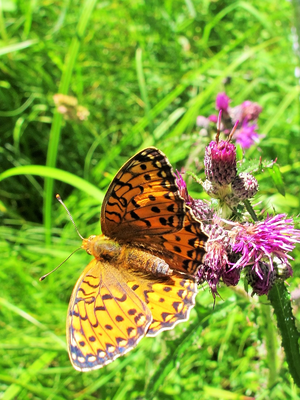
[67,147,208,371]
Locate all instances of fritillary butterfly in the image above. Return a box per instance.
[67,147,208,371]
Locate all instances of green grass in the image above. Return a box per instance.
[1,0,300,398]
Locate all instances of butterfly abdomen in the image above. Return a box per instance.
[119,247,173,276]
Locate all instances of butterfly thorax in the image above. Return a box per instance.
[82,235,121,262]
[82,234,173,276]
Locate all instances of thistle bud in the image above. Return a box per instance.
[204,140,237,186]
[231,172,259,201]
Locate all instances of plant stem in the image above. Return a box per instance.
[243,199,258,221]
[268,280,300,387]
[259,297,279,388]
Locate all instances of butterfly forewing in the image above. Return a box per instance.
[101,147,186,239]
[67,259,152,371]
[147,208,208,275]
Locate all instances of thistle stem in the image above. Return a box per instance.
[268,281,300,387]
[243,199,258,222]
[259,297,279,388]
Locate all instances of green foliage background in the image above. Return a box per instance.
[0,0,300,399]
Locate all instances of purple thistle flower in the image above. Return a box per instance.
[241,101,263,121]
[234,120,260,149]
[230,214,298,292]
[189,198,215,223]
[196,93,263,149]
[222,264,242,287]
[198,214,299,296]
[175,171,216,222]
[175,170,191,203]
[196,116,210,128]
[204,140,237,186]
[199,223,231,297]
[216,92,230,112]
[229,101,262,127]
[208,114,218,123]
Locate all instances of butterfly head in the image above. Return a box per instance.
[81,235,97,255]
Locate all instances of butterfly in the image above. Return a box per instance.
[67,147,208,371]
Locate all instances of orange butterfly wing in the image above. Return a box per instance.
[101,147,186,238]
[101,147,207,276]
[126,273,197,337]
[145,208,208,275]
[68,259,197,371]
[67,259,152,371]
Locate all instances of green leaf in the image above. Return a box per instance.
[237,158,261,174]
[267,164,285,196]
[236,144,244,161]
[0,166,104,203]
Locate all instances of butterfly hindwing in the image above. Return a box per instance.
[67,259,152,371]
[101,147,186,239]
[127,273,197,337]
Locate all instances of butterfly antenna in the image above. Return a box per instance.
[39,247,81,281]
[56,194,84,240]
